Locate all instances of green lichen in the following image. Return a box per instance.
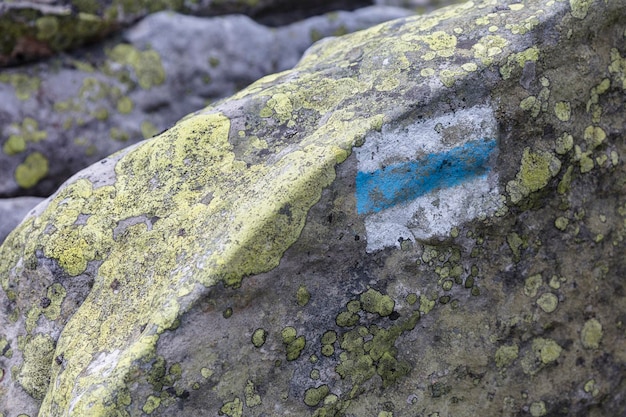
[116,96,134,114]
[296,285,311,306]
[583,125,606,150]
[529,400,547,417]
[320,330,337,356]
[108,43,166,89]
[36,16,60,41]
[3,135,26,155]
[251,328,267,348]
[507,148,562,203]
[3,117,47,155]
[608,48,626,89]
[557,165,573,194]
[282,326,306,361]
[141,120,159,139]
[92,107,109,121]
[42,283,67,321]
[524,274,543,297]
[310,28,323,43]
[495,344,519,368]
[335,309,419,390]
[421,31,457,58]
[0,337,12,358]
[405,293,418,305]
[200,367,213,379]
[554,101,571,121]
[472,35,508,66]
[536,292,558,313]
[110,127,130,142]
[584,379,599,396]
[147,356,167,391]
[244,380,262,407]
[555,133,574,155]
[505,12,539,34]
[220,397,242,417]
[142,395,161,414]
[0,73,41,101]
[569,0,592,19]
[360,289,395,317]
[554,216,569,231]
[17,334,55,400]
[581,318,603,349]
[15,152,49,189]
[500,46,539,79]
[304,385,329,407]
[260,93,293,125]
[321,330,337,346]
[533,337,562,364]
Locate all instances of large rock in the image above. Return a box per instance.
[0,6,412,200]
[1,0,626,416]
[0,0,372,66]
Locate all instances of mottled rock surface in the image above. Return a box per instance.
[1,0,626,416]
[0,6,412,200]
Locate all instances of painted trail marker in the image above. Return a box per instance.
[355,105,503,252]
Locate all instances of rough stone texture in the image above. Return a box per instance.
[1,0,626,416]
[0,6,413,200]
[0,0,373,67]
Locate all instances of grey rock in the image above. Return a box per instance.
[0,197,45,244]
[0,0,373,66]
[0,6,413,199]
[1,0,625,416]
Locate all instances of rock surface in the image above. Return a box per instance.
[1,0,626,416]
[0,6,413,200]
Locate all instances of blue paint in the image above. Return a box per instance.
[356,138,497,215]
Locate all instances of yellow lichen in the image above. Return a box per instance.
[472,35,509,66]
[421,31,457,58]
[17,334,55,400]
[581,318,603,349]
[507,148,562,203]
[569,0,592,19]
[554,101,571,121]
[15,152,49,188]
[0,73,41,101]
[108,44,166,90]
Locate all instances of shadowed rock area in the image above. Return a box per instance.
[1,0,625,416]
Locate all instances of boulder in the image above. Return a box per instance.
[0,0,373,67]
[0,6,413,200]
[1,0,626,416]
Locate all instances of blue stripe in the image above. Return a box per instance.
[356,138,497,215]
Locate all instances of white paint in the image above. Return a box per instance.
[355,105,503,252]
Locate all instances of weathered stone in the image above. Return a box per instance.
[1,0,626,416]
[0,6,412,199]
